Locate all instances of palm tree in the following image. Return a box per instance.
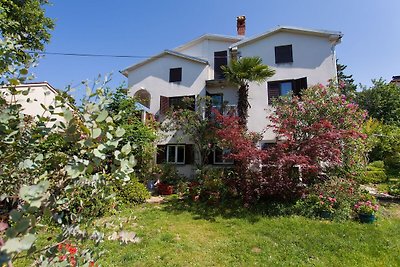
[222,56,275,128]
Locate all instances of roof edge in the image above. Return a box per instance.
[121,50,208,76]
[230,26,343,48]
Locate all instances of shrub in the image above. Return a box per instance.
[360,170,387,184]
[367,161,385,169]
[295,177,361,221]
[388,182,400,197]
[359,161,387,184]
[112,175,150,205]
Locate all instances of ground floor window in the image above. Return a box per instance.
[213,147,234,165]
[166,145,185,164]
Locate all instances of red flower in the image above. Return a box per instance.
[58,255,67,261]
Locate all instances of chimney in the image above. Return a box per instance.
[236,15,246,36]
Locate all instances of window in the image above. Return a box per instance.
[169,95,195,111]
[206,93,223,117]
[169,67,182,82]
[156,144,193,164]
[268,77,307,104]
[261,142,276,150]
[275,45,293,64]
[214,51,227,80]
[213,147,234,165]
[166,145,185,164]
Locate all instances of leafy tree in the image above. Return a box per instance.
[263,84,368,198]
[356,79,400,126]
[163,96,218,169]
[0,0,54,51]
[222,56,275,127]
[107,87,157,178]
[336,60,357,98]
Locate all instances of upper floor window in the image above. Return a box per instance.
[214,51,227,80]
[275,45,293,64]
[169,68,182,82]
[268,77,307,104]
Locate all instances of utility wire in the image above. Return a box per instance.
[27,51,227,59]
[27,51,150,58]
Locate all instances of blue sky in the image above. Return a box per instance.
[32,0,400,100]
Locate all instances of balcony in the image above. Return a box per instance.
[205,78,232,88]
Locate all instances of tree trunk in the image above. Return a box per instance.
[237,84,249,128]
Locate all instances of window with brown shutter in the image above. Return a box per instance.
[185,144,194,164]
[275,45,293,64]
[267,77,307,105]
[169,68,182,82]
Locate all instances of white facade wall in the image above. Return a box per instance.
[1,83,67,126]
[176,39,237,80]
[237,32,338,140]
[128,54,208,115]
[125,29,340,177]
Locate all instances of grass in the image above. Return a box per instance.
[94,199,400,267]
[13,198,400,267]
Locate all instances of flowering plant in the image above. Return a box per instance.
[354,200,379,215]
[317,193,338,213]
[37,242,98,267]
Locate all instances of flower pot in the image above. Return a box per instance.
[359,213,375,223]
[320,211,332,219]
[157,183,174,195]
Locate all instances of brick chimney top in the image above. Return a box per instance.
[237,15,246,36]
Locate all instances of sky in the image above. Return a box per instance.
[31,0,400,100]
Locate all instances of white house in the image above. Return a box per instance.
[0,82,70,126]
[121,16,343,177]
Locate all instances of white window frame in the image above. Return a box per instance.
[213,148,234,165]
[166,145,185,164]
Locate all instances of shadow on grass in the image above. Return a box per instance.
[159,196,297,223]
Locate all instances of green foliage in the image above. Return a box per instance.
[0,0,54,51]
[358,161,388,184]
[363,119,400,175]
[295,178,361,221]
[222,56,275,126]
[388,182,400,197]
[159,164,184,185]
[163,96,217,169]
[356,79,400,126]
[112,175,150,205]
[107,87,157,179]
[0,181,49,265]
[336,60,357,98]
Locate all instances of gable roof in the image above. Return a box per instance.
[121,50,208,76]
[230,26,343,48]
[174,34,243,52]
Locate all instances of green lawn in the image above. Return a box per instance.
[92,199,400,267]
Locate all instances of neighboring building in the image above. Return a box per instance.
[0,82,70,126]
[391,75,400,86]
[122,16,343,177]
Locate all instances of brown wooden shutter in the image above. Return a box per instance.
[268,82,280,105]
[160,96,169,115]
[293,77,307,97]
[185,144,194,164]
[206,149,214,165]
[156,145,166,164]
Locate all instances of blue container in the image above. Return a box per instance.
[359,213,375,223]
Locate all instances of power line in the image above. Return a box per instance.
[27,51,151,59]
[27,51,227,59]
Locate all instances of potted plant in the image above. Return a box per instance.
[354,199,379,223]
[317,193,337,219]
